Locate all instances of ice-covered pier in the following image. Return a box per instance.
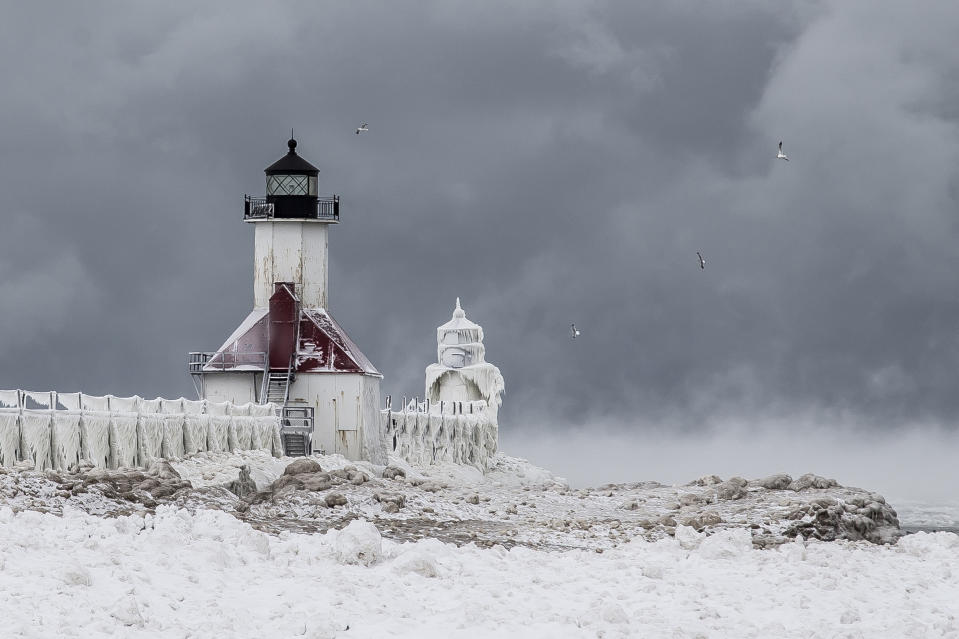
[0,390,282,471]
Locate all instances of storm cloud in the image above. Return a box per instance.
[2,1,959,488]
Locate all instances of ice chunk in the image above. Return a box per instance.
[206,401,231,416]
[138,398,161,413]
[0,390,20,409]
[109,395,141,413]
[80,393,110,412]
[333,519,382,566]
[56,392,82,411]
[250,403,275,417]
[22,391,54,410]
[160,398,183,414]
[231,403,253,416]
[182,399,205,414]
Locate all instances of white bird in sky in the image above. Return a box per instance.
[697,251,706,270]
[570,324,581,339]
[355,123,368,135]
[777,141,789,161]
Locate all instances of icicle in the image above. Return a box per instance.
[81,411,112,468]
[137,414,163,464]
[208,416,231,453]
[51,411,81,470]
[110,412,139,469]
[0,410,20,466]
[183,414,210,455]
[20,410,52,470]
[160,414,185,459]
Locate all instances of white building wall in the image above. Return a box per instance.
[202,373,259,406]
[300,224,329,309]
[253,221,328,308]
[287,373,383,463]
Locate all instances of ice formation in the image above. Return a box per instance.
[0,411,19,466]
[110,413,139,469]
[384,299,504,471]
[385,406,498,470]
[81,412,112,469]
[209,416,231,453]
[0,390,20,409]
[183,414,209,455]
[20,411,53,470]
[137,414,164,464]
[51,412,82,471]
[230,416,255,451]
[0,390,283,471]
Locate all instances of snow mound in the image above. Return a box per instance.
[392,547,441,578]
[333,519,382,566]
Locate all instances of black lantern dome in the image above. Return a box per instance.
[245,137,339,222]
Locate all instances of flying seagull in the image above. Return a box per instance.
[777,141,789,161]
[570,324,581,339]
[697,252,706,270]
[355,123,368,135]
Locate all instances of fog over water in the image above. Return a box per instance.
[502,417,959,507]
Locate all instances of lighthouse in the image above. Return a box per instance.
[189,137,385,462]
[425,298,504,426]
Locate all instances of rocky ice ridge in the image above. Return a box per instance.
[0,449,901,549]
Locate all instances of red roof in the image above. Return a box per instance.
[205,285,379,377]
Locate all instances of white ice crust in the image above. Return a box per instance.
[0,390,284,470]
[0,501,956,637]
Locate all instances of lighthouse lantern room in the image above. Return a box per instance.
[190,138,384,462]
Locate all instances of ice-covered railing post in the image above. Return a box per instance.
[381,298,504,472]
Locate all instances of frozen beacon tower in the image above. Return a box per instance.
[424,298,504,426]
[189,137,383,462]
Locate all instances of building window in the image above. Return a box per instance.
[267,174,310,196]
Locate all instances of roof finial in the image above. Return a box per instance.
[453,297,465,318]
[287,128,297,153]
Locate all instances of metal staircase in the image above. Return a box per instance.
[266,371,292,408]
[260,325,314,458]
[263,368,311,458]
[281,430,309,457]
[279,406,314,458]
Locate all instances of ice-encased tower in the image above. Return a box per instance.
[189,137,384,462]
[425,298,504,425]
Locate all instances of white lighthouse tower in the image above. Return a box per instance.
[190,137,384,463]
[425,298,504,426]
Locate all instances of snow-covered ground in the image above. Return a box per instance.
[1,451,957,637]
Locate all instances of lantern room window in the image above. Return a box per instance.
[267,174,318,196]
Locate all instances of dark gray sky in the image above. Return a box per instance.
[2,2,959,490]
